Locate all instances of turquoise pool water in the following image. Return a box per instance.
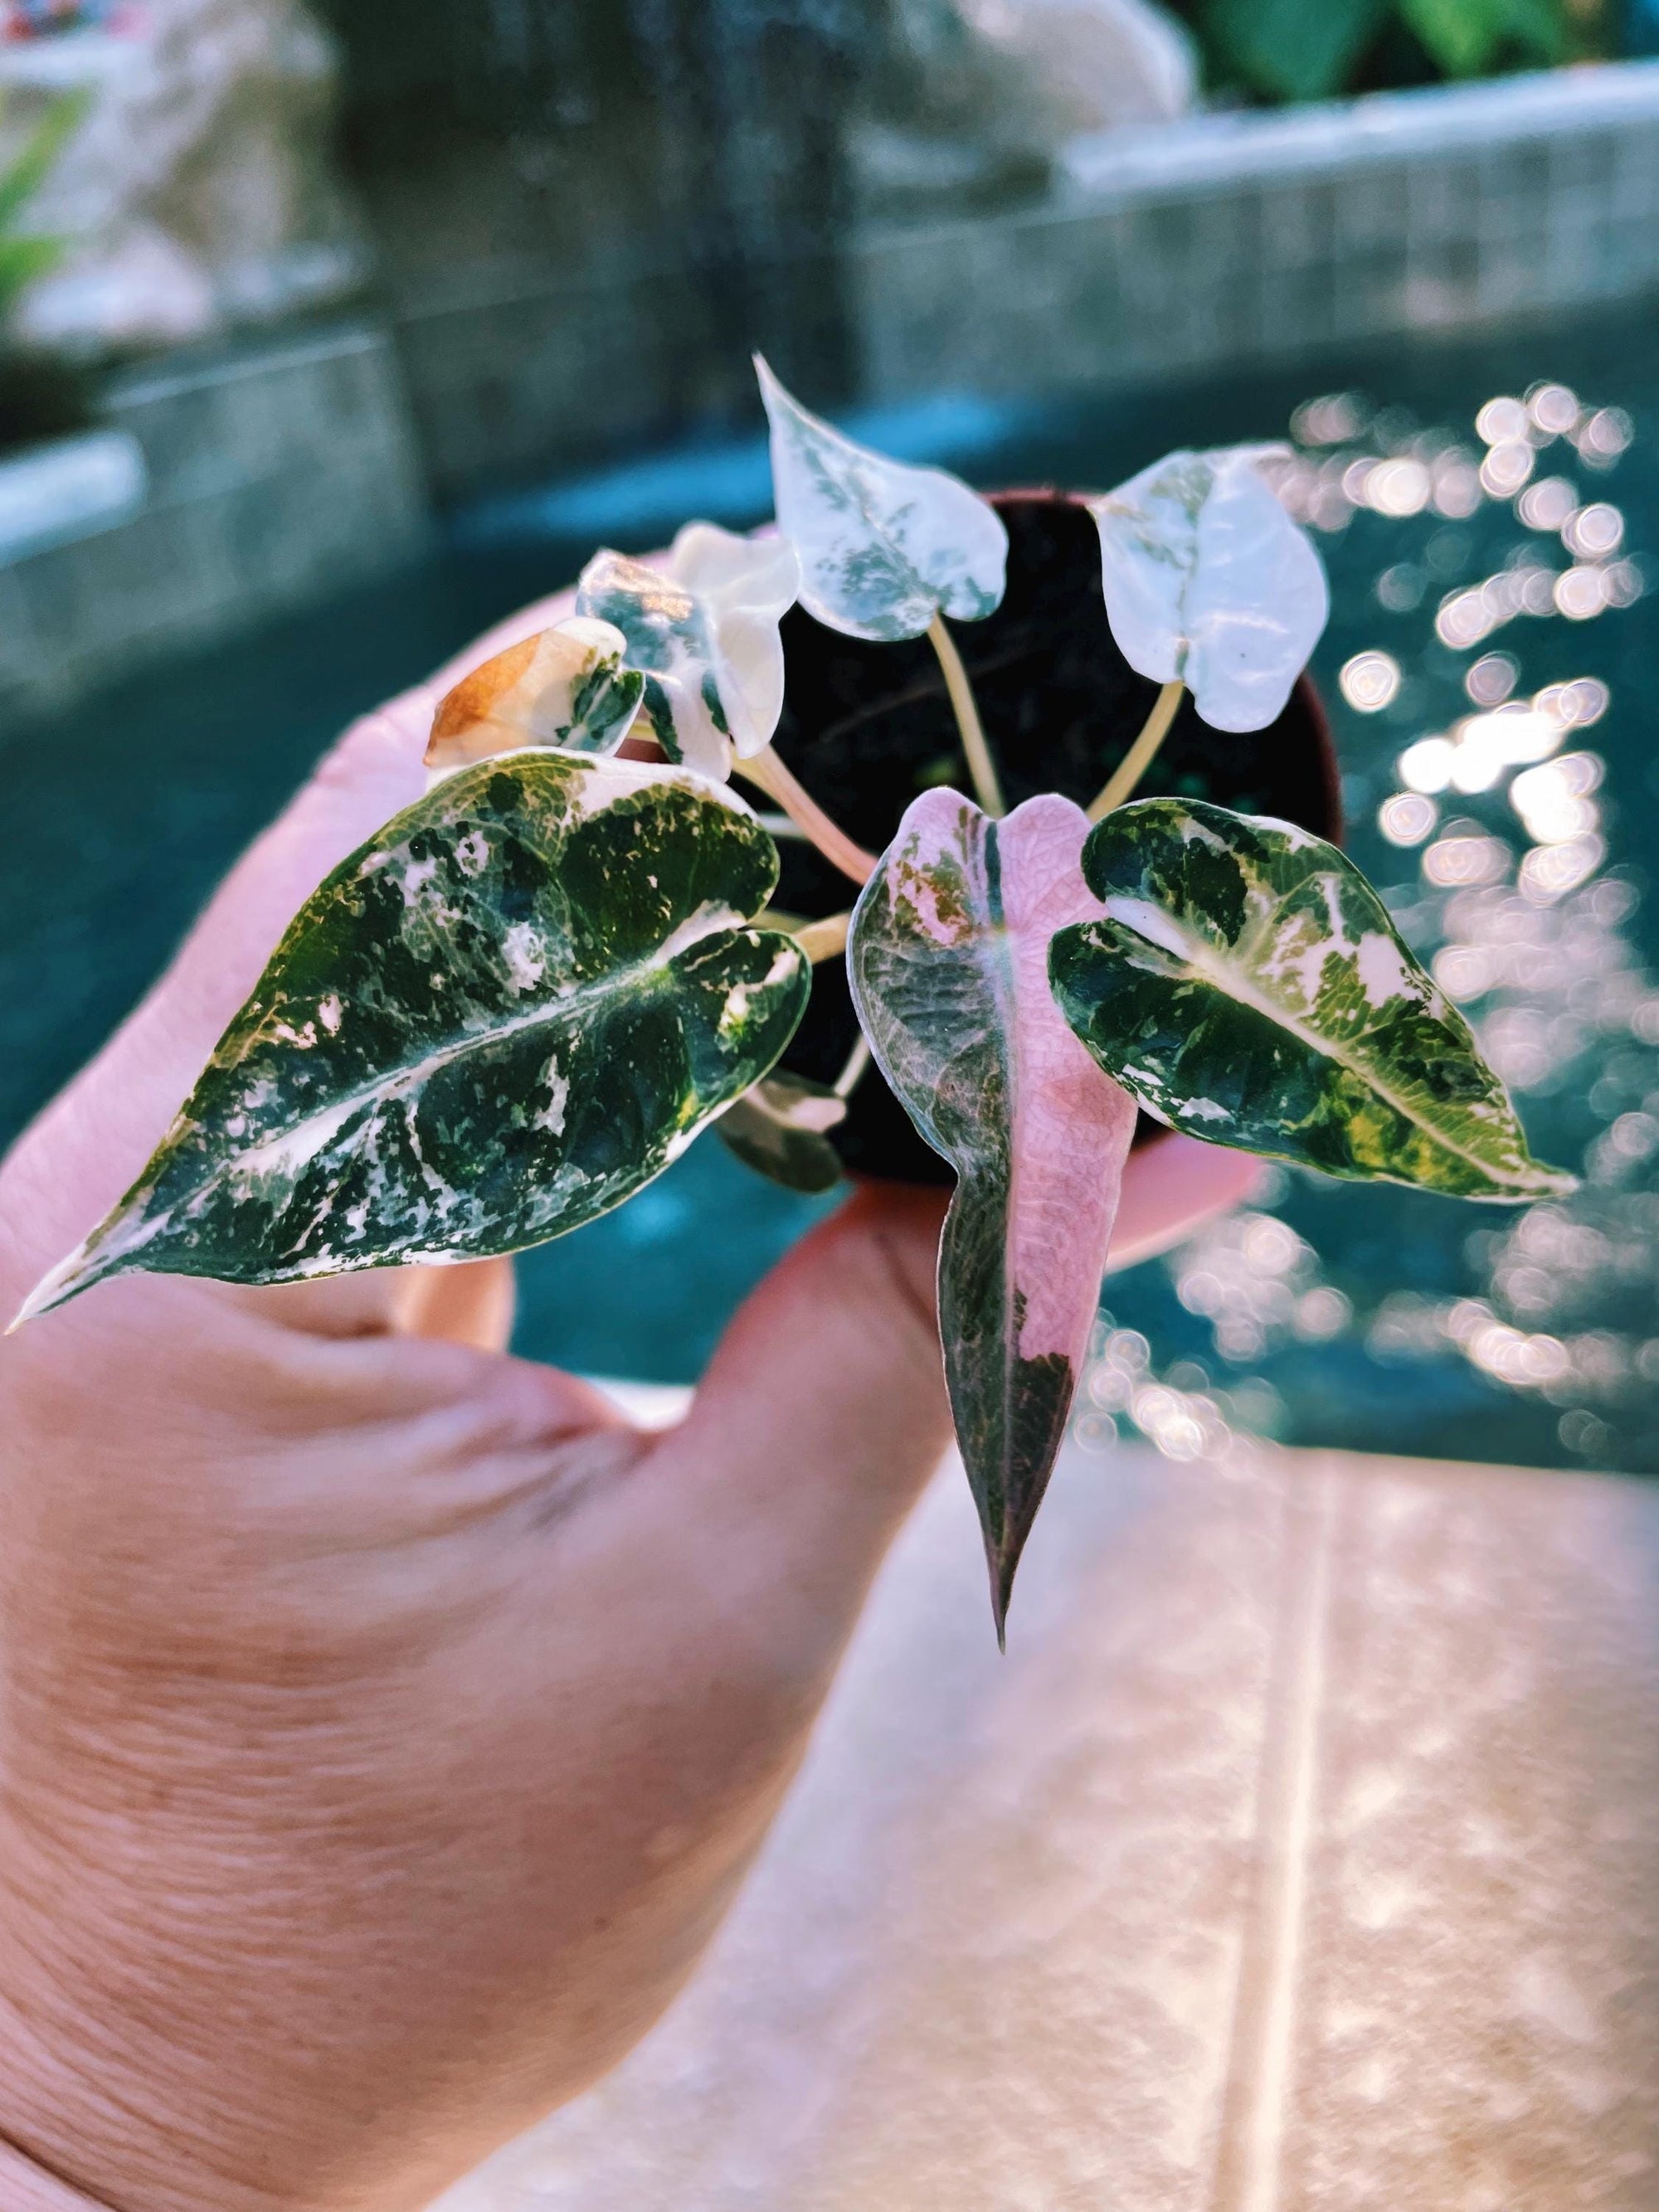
[6,304,1659,1471]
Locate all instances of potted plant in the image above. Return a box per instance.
[13,359,1569,1636]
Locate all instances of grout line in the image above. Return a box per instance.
[1209,1458,1340,2212]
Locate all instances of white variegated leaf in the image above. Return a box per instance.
[425,616,645,771]
[1050,798,1572,1200]
[757,355,1008,643]
[717,1071,847,1194]
[1087,445,1329,733]
[18,753,810,1321]
[576,523,800,780]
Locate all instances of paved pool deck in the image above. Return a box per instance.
[440,1424,1659,2210]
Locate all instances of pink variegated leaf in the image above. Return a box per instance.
[849,790,1136,1636]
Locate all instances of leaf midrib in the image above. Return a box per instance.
[1102,892,1543,1190]
[193,900,758,1186]
[949,819,1028,1524]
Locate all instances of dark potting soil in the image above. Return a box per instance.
[768,490,1341,1183]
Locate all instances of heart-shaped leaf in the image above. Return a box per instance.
[757,355,1008,643]
[1087,445,1329,733]
[717,1071,847,1194]
[1049,798,1572,1199]
[576,523,800,779]
[849,789,1137,1634]
[425,616,645,771]
[19,755,810,1321]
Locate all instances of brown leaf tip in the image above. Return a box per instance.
[426,634,543,767]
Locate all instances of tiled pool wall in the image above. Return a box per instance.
[0,323,431,723]
[853,63,1659,403]
[7,60,1659,721]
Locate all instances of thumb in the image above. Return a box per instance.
[652,1180,953,1676]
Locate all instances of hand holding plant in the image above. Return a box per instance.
[0,639,963,2212]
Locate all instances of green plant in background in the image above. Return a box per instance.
[0,87,83,327]
[1180,0,1607,103]
[0,86,89,451]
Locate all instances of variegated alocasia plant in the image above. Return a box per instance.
[15,360,1569,1638]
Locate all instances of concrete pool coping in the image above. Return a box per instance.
[854,60,1659,407]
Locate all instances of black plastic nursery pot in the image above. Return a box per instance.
[766,489,1342,1186]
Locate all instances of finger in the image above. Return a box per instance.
[230,1256,518,1353]
[388,1257,518,1353]
[636,1181,953,1681]
[1107,1132,1263,1273]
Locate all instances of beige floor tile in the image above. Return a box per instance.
[437,1442,1659,2212]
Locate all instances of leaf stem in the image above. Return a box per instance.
[737,749,876,886]
[1086,681,1185,824]
[793,911,851,965]
[927,614,1005,819]
[834,1033,872,1098]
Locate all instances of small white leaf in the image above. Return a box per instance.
[757,354,1008,643]
[577,523,800,780]
[1087,445,1330,734]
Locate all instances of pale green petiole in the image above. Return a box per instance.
[1086,680,1185,824]
[927,613,1005,819]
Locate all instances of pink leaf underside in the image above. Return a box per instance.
[867,786,1136,1369]
[995,796,1139,1361]
[851,787,1140,1626]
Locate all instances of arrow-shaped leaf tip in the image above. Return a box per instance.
[7,1243,96,1331]
[990,1544,1016,1652]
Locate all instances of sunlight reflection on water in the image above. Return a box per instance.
[1092,376,1659,1476]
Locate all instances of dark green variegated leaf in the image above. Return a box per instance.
[425,618,644,771]
[1049,798,1571,1200]
[757,355,1008,644]
[20,756,810,1320]
[576,524,800,780]
[717,1071,847,1194]
[850,790,1136,1636]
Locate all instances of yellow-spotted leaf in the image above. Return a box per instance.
[425,617,645,770]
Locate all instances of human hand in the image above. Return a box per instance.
[0,594,1255,2212]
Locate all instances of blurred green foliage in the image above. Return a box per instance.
[1175,0,1608,102]
[0,86,85,325]
[0,88,90,450]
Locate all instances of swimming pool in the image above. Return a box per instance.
[6,302,1658,1472]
